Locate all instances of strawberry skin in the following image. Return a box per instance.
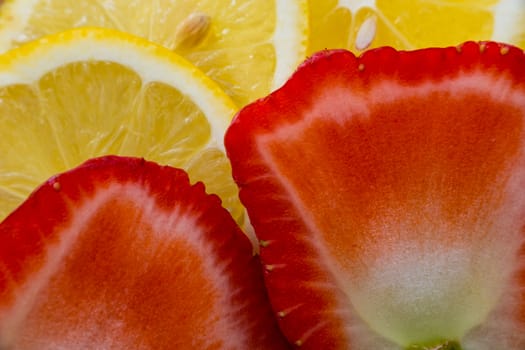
[225,42,525,349]
[0,156,291,349]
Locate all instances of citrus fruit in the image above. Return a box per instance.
[0,27,246,234]
[0,0,308,107]
[308,0,525,55]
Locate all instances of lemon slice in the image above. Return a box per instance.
[0,0,308,107]
[308,0,525,55]
[0,27,246,231]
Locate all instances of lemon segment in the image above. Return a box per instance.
[308,0,352,54]
[307,0,525,55]
[0,0,309,107]
[0,27,245,228]
[378,0,493,48]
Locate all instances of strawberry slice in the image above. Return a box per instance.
[0,156,290,349]
[225,42,525,349]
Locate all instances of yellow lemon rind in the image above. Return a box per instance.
[0,26,238,150]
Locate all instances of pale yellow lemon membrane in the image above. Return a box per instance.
[491,0,525,48]
[272,0,310,89]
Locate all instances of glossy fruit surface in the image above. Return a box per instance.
[225,41,525,349]
[0,155,290,349]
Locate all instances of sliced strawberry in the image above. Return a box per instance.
[0,155,290,349]
[225,42,525,349]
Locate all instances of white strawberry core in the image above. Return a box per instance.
[337,171,525,348]
[348,242,499,346]
[261,67,525,348]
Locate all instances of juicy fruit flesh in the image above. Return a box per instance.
[0,0,290,107]
[9,195,223,348]
[0,60,242,224]
[308,0,524,55]
[0,156,290,349]
[264,84,525,346]
[225,44,525,349]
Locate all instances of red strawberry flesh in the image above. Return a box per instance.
[0,156,290,349]
[225,42,525,349]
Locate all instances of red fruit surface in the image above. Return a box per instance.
[225,42,525,349]
[0,156,290,349]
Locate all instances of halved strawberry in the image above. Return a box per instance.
[225,42,525,349]
[0,156,290,349]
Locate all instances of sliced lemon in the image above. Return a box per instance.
[308,0,525,55]
[0,27,247,233]
[0,0,308,107]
